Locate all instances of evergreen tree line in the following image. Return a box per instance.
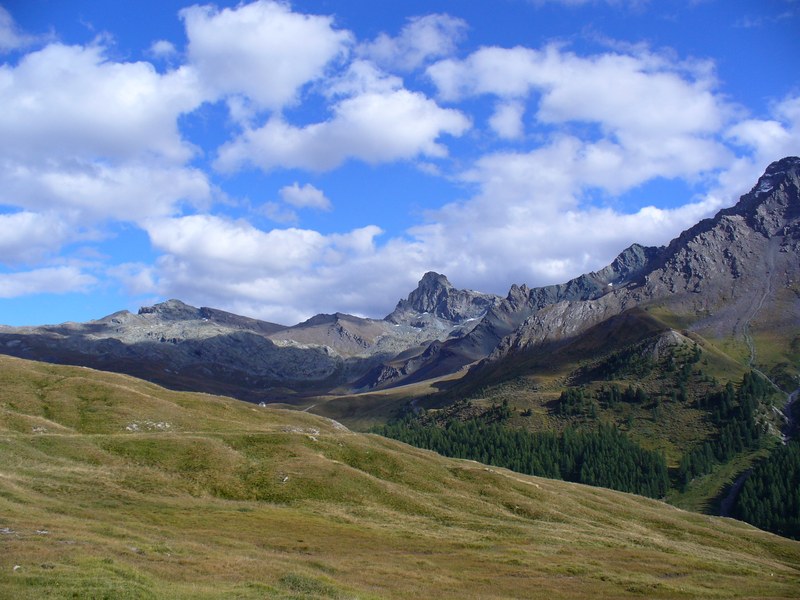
[591,347,655,380]
[678,372,769,489]
[559,384,648,418]
[732,441,800,540]
[377,419,669,499]
[596,383,650,406]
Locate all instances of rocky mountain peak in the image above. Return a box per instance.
[386,272,500,324]
[761,155,800,179]
[406,272,454,313]
[728,156,800,236]
[595,243,662,285]
[420,270,454,289]
[658,156,799,265]
[137,299,201,321]
[506,283,530,306]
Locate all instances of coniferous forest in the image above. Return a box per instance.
[678,372,769,489]
[377,370,789,522]
[377,418,670,499]
[733,441,800,540]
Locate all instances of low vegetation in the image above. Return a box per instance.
[1,355,799,598]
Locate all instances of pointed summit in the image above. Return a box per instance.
[406,272,455,314]
[420,271,453,288]
[386,272,500,324]
[726,156,800,236]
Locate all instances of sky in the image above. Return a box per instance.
[0,0,798,326]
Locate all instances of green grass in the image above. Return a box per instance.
[1,355,799,599]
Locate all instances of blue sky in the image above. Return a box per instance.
[0,0,798,326]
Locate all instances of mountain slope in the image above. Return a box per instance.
[453,157,800,392]
[1,355,799,599]
[356,242,662,390]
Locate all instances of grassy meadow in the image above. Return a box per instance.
[1,355,799,598]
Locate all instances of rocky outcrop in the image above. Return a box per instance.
[385,272,501,325]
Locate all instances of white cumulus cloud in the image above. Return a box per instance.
[0,43,202,164]
[279,183,332,211]
[0,266,97,298]
[181,0,351,111]
[0,41,211,229]
[428,43,733,189]
[145,215,329,273]
[0,211,74,265]
[215,88,470,172]
[135,217,391,324]
[148,39,178,59]
[358,13,467,71]
[489,100,526,139]
[1,162,211,223]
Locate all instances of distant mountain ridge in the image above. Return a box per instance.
[0,157,798,400]
[0,268,502,401]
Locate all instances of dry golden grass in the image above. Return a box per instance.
[1,355,798,599]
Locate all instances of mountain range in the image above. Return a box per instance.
[2,157,798,409]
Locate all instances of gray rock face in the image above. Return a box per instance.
[442,242,661,361]
[357,242,664,389]
[386,272,501,324]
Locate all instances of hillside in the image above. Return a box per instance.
[1,355,799,599]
